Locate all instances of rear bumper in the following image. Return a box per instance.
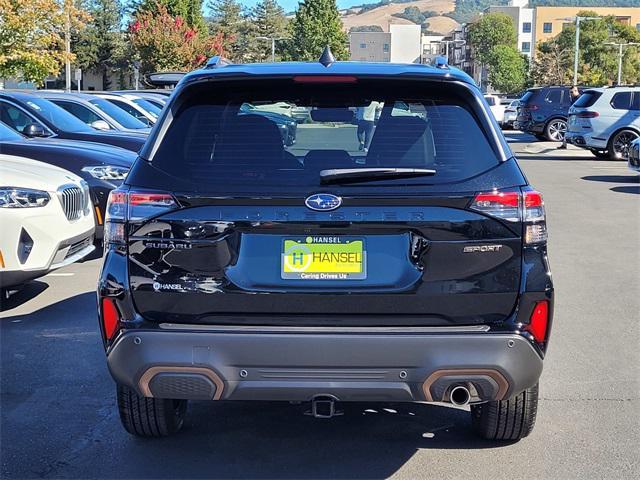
[107,328,543,404]
[565,132,607,150]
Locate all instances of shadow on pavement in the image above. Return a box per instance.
[581,175,639,184]
[0,281,49,312]
[1,292,514,479]
[611,185,640,195]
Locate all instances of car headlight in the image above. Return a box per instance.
[82,165,130,181]
[0,187,50,208]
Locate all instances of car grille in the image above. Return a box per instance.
[57,184,89,221]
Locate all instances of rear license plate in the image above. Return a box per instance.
[281,236,366,280]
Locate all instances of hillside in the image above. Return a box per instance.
[341,0,459,35]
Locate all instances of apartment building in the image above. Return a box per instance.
[487,0,534,58]
[349,24,422,63]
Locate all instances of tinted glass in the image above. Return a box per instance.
[484,96,496,106]
[20,97,92,132]
[611,92,633,110]
[132,98,161,117]
[0,121,24,141]
[107,99,152,125]
[0,102,39,133]
[88,98,148,129]
[520,90,537,104]
[545,90,562,104]
[149,80,501,192]
[53,100,102,124]
[573,91,602,108]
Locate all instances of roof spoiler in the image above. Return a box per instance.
[205,56,232,69]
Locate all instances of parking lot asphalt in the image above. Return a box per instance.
[1,132,639,479]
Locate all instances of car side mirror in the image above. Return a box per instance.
[22,123,49,138]
[90,120,111,131]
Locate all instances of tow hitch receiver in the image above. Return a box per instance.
[306,395,343,419]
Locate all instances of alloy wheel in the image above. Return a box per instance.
[547,120,567,142]
[611,131,639,159]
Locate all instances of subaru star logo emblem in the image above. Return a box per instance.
[305,193,342,211]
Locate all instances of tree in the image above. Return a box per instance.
[73,0,126,90]
[468,13,516,65]
[136,0,206,31]
[486,45,527,93]
[206,0,249,61]
[250,0,288,61]
[0,0,88,84]
[129,3,226,74]
[531,38,572,86]
[286,0,349,61]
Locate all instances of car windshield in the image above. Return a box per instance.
[0,121,25,141]
[573,91,602,108]
[520,91,536,104]
[132,98,161,117]
[88,98,148,129]
[21,96,92,132]
[484,96,496,106]
[150,79,501,192]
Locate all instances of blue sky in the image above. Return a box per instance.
[235,1,368,13]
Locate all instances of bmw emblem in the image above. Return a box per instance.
[305,193,342,211]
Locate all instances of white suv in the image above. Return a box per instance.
[566,87,640,160]
[0,154,95,294]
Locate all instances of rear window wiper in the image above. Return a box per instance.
[319,168,436,185]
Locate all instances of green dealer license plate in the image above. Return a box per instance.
[281,236,366,280]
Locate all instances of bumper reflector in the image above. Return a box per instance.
[526,300,549,343]
[102,298,120,341]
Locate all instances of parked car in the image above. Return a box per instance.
[566,87,640,160]
[113,91,168,109]
[503,100,520,129]
[89,93,160,126]
[0,92,146,152]
[32,92,151,134]
[239,103,297,146]
[0,121,134,240]
[98,56,553,441]
[0,154,95,294]
[484,95,505,126]
[627,137,640,173]
[516,86,582,141]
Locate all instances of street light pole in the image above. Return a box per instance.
[565,16,602,86]
[605,42,640,85]
[65,2,71,92]
[257,36,284,62]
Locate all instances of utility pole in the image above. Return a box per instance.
[565,16,602,86]
[65,0,71,92]
[605,42,640,85]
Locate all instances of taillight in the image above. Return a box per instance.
[102,297,120,341]
[576,111,599,118]
[104,189,177,248]
[470,189,547,245]
[526,300,549,343]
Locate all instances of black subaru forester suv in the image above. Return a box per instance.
[98,54,554,441]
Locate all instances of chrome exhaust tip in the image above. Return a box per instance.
[449,385,471,406]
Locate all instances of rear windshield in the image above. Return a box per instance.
[519,90,538,104]
[149,79,501,191]
[573,91,602,108]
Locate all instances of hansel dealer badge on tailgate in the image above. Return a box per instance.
[281,236,366,280]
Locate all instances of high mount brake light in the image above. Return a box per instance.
[293,76,358,83]
[104,190,177,246]
[470,189,547,245]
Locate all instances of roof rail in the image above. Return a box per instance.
[433,56,449,69]
[205,56,232,69]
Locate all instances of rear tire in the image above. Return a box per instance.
[471,383,538,441]
[545,119,567,142]
[117,384,187,437]
[608,129,639,160]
